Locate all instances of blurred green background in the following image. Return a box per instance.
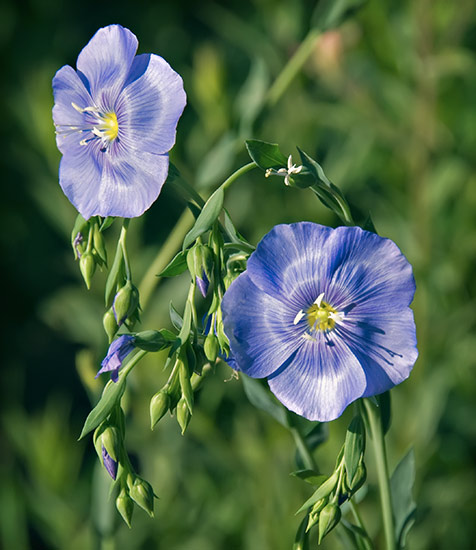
[1,0,476,548]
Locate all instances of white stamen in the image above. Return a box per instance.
[313,292,325,307]
[329,311,345,325]
[293,309,306,325]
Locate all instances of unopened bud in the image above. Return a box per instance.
[178,356,193,413]
[176,397,191,434]
[116,487,134,528]
[306,498,327,532]
[93,223,107,265]
[347,461,367,494]
[204,333,219,363]
[318,503,341,544]
[113,280,140,326]
[128,476,155,517]
[187,244,214,297]
[79,251,96,289]
[150,390,170,429]
[103,308,118,342]
[101,426,120,461]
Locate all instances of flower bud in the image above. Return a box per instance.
[187,244,214,297]
[204,333,219,363]
[150,390,170,429]
[128,476,155,517]
[306,498,327,532]
[176,397,191,434]
[178,356,193,413]
[101,425,120,461]
[103,308,118,342]
[347,461,367,494]
[79,251,96,289]
[318,503,341,544]
[113,280,140,326]
[93,222,107,265]
[102,445,118,480]
[116,487,134,528]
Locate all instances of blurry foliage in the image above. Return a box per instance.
[1,0,476,548]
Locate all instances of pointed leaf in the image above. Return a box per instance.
[158,251,188,278]
[169,302,183,331]
[296,471,339,514]
[79,377,127,439]
[245,139,288,170]
[182,187,224,250]
[291,470,327,486]
[390,448,416,549]
[344,415,365,483]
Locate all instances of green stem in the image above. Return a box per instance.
[121,349,148,379]
[349,500,374,550]
[119,219,132,280]
[222,162,257,190]
[266,28,320,107]
[138,209,195,309]
[364,399,396,550]
[289,426,317,471]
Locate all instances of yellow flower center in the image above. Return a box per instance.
[100,112,119,141]
[307,300,339,332]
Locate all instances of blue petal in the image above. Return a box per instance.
[322,226,416,313]
[102,446,118,480]
[268,335,367,422]
[76,25,138,108]
[117,53,186,155]
[221,272,303,378]
[246,223,335,310]
[59,143,169,219]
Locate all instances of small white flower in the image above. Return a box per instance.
[265,155,303,186]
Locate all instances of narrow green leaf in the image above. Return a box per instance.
[169,301,183,331]
[241,375,289,427]
[158,250,188,278]
[296,471,339,514]
[79,377,127,439]
[182,187,224,250]
[391,448,416,549]
[178,299,192,344]
[291,470,327,486]
[245,139,288,170]
[344,415,365,483]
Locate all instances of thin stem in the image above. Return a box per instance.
[121,349,148,379]
[266,28,320,107]
[289,426,317,471]
[364,399,396,550]
[222,162,257,190]
[138,209,195,309]
[119,219,131,280]
[349,500,374,550]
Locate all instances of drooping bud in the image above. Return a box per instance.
[101,425,120,461]
[318,503,341,544]
[347,461,367,494]
[79,251,96,289]
[306,498,327,532]
[178,355,194,413]
[113,280,140,326]
[176,397,191,434]
[102,445,118,480]
[150,390,170,429]
[187,244,214,297]
[103,308,118,342]
[92,222,107,265]
[116,487,134,528]
[134,329,173,352]
[204,333,219,363]
[128,476,155,517]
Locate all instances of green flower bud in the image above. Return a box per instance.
[135,329,171,352]
[101,425,120,461]
[347,461,367,494]
[93,222,108,265]
[204,333,219,363]
[103,308,118,342]
[187,243,214,297]
[178,356,193,413]
[150,390,170,429]
[79,251,96,289]
[318,503,341,544]
[128,476,155,517]
[113,280,140,326]
[306,498,327,532]
[116,487,134,528]
[176,397,191,435]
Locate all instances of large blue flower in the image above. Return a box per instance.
[52,25,186,219]
[221,223,418,422]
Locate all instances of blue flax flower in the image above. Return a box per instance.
[96,334,136,382]
[222,223,418,422]
[52,24,186,219]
